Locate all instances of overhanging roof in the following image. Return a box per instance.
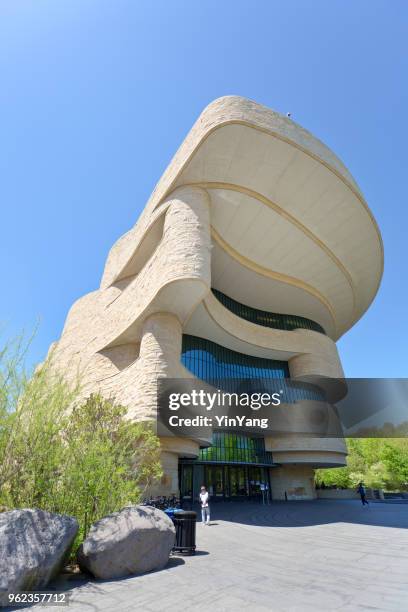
[108,96,384,340]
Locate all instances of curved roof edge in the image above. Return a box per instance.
[101,96,383,340]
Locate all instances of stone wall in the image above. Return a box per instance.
[270,465,317,500]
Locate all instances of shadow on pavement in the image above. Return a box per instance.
[206,499,408,530]
[10,555,188,611]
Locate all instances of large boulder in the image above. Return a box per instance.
[77,505,175,579]
[0,509,78,606]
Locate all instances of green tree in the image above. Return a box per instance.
[381,440,408,490]
[315,465,350,488]
[315,437,408,491]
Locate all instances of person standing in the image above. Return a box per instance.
[358,482,369,506]
[199,485,211,525]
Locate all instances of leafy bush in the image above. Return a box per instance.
[0,335,162,552]
[60,394,162,544]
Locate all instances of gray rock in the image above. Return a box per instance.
[0,508,78,606]
[77,505,175,579]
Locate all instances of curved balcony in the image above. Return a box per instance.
[181,334,325,403]
[185,290,345,380]
[212,289,326,334]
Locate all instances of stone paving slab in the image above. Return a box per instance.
[13,500,408,612]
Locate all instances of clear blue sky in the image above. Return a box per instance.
[0,1,407,377]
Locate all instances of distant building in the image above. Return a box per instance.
[49,97,383,501]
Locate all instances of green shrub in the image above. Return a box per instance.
[0,335,162,554]
[59,394,162,545]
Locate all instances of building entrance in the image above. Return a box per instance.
[179,462,271,502]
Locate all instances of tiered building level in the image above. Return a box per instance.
[49,97,383,501]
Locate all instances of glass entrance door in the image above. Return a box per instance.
[179,462,271,501]
[229,466,248,497]
[205,465,225,498]
[248,466,263,499]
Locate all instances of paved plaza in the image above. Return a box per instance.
[18,500,408,612]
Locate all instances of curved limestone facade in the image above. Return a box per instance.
[49,97,383,500]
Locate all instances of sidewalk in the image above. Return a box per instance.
[15,500,408,612]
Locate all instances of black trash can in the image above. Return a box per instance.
[172,510,196,555]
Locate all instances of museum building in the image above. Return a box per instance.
[49,97,383,501]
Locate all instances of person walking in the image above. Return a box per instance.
[199,485,211,525]
[358,482,369,506]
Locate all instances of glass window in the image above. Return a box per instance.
[198,432,274,465]
[212,288,326,335]
[181,335,324,402]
